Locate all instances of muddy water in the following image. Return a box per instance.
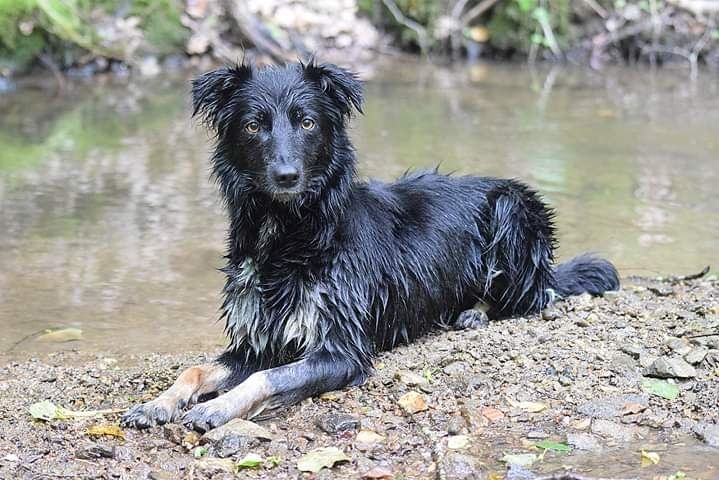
[0,63,717,357]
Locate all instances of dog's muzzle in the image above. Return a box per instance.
[270,164,300,189]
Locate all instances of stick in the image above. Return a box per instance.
[380,0,431,55]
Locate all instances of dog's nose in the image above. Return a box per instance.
[271,164,300,188]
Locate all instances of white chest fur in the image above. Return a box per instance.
[224,258,321,354]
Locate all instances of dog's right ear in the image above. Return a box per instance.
[191,63,252,135]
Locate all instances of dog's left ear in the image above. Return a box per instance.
[192,63,252,136]
[302,61,363,119]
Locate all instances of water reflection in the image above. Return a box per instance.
[0,63,717,356]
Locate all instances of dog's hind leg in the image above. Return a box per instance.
[121,363,232,429]
[182,351,368,432]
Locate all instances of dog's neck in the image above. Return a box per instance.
[216,142,356,266]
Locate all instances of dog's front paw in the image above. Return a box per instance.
[182,400,234,433]
[121,399,179,429]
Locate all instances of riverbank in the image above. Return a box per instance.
[0,273,717,479]
[2,0,719,93]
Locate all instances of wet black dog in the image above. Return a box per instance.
[122,61,619,431]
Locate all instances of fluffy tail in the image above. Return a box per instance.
[553,253,620,298]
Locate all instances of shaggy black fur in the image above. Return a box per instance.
[124,61,620,431]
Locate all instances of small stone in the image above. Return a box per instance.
[314,413,360,434]
[214,433,258,458]
[684,347,709,365]
[665,337,692,356]
[398,391,428,414]
[542,308,560,321]
[3,454,19,462]
[394,370,428,386]
[163,424,186,445]
[558,375,572,386]
[442,452,480,480]
[567,432,601,451]
[526,431,548,439]
[693,422,719,447]
[480,407,505,422]
[447,435,470,449]
[447,416,466,435]
[362,466,394,479]
[591,419,638,442]
[75,444,115,460]
[148,471,175,480]
[195,458,236,474]
[621,345,645,359]
[200,418,274,444]
[442,361,469,375]
[646,356,697,379]
[610,353,637,372]
[356,430,384,444]
[578,395,648,419]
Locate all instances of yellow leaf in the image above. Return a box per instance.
[641,450,660,467]
[37,328,83,343]
[85,424,125,439]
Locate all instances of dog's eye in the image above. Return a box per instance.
[245,121,260,134]
[300,118,315,130]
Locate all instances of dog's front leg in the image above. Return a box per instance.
[121,363,232,429]
[182,352,366,432]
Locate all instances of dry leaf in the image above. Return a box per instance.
[37,328,82,343]
[296,447,349,473]
[85,424,125,439]
[621,402,647,416]
[398,391,428,414]
[356,430,384,444]
[641,450,660,467]
[571,418,591,430]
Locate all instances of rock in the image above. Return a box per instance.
[621,345,645,359]
[148,471,175,480]
[394,370,428,387]
[362,466,394,479]
[315,413,360,434]
[610,353,637,372]
[195,458,236,474]
[567,432,601,451]
[138,56,160,77]
[163,424,186,445]
[75,443,115,460]
[684,347,709,365]
[646,356,697,378]
[506,464,536,480]
[578,394,648,419]
[447,435,470,449]
[526,431,548,439]
[443,361,469,375]
[665,337,692,355]
[480,407,505,422]
[446,416,466,435]
[398,391,428,414]
[356,430,384,444]
[693,422,719,447]
[200,418,274,456]
[591,419,639,442]
[442,452,481,480]
[542,308,560,321]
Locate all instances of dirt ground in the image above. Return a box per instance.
[0,275,717,480]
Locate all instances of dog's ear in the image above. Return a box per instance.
[192,63,252,135]
[302,61,363,119]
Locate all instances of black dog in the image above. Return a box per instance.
[121,61,619,431]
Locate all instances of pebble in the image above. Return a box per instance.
[684,347,708,365]
[591,419,639,442]
[567,432,601,451]
[665,337,692,356]
[620,345,645,359]
[578,394,648,419]
[693,422,719,447]
[442,361,469,375]
[526,430,548,439]
[645,356,697,378]
[442,452,481,480]
[75,443,115,460]
[314,413,360,434]
[446,416,466,435]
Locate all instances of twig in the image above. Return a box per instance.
[688,330,719,339]
[582,0,608,18]
[381,0,431,55]
[38,54,66,93]
[536,0,563,59]
[675,265,711,281]
[222,0,294,63]
[460,0,503,26]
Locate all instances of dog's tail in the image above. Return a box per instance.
[553,253,620,298]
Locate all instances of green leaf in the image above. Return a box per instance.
[501,453,538,466]
[516,0,537,13]
[266,455,282,467]
[532,6,551,25]
[531,33,544,45]
[29,400,63,421]
[236,453,264,469]
[641,379,680,400]
[193,446,208,458]
[297,447,349,473]
[535,440,571,452]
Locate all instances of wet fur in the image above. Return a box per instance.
[122,61,619,431]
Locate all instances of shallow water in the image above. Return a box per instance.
[0,62,717,356]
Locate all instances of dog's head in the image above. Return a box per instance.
[192,61,363,201]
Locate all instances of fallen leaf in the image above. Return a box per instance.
[641,450,660,467]
[193,446,208,458]
[480,407,505,422]
[621,402,647,415]
[195,458,235,473]
[641,379,680,400]
[447,435,470,449]
[236,453,264,469]
[501,453,537,467]
[37,328,83,343]
[84,424,125,439]
[362,466,394,479]
[266,455,282,467]
[398,391,428,414]
[28,400,122,421]
[356,430,384,444]
[534,440,571,452]
[487,472,503,480]
[514,401,548,413]
[297,447,350,473]
[394,370,428,386]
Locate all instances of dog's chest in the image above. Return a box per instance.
[224,257,321,354]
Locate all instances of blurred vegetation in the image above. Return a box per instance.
[1,0,718,76]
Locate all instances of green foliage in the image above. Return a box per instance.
[131,0,188,54]
[487,0,571,54]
